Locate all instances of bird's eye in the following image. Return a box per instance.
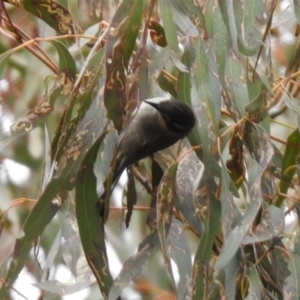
[173,122,187,131]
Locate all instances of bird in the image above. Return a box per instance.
[97,97,196,219]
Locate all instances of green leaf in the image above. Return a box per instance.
[219,154,242,237]
[223,54,249,120]
[224,255,239,299]
[0,178,63,299]
[157,162,179,292]
[75,130,113,298]
[168,221,192,299]
[294,0,300,24]
[216,125,274,270]
[245,262,261,300]
[242,204,284,245]
[33,279,92,295]
[284,253,300,298]
[192,195,221,299]
[177,42,194,103]
[104,0,143,132]
[276,128,300,207]
[50,40,77,76]
[108,232,160,300]
[218,0,239,53]
[125,167,137,228]
[149,46,172,77]
[165,0,199,37]
[159,0,180,53]
[218,0,257,56]
[174,152,203,235]
[0,99,108,299]
[180,0,207,31]
[52,49,105,165]
[0,41,77,152]
[23,0,74,34]
[242,0,264,52]
[193,36,221,127]
[282,92,300,128]
[212,3,230,82]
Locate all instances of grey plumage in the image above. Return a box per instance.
[97,97,196,218]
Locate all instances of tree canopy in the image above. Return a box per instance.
[1,0,300,299]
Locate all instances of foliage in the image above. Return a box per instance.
[0,0,300,299]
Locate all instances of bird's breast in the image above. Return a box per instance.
[118,102,180,166]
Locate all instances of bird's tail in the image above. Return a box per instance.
[96,159,125,222]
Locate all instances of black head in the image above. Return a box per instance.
[145,98,196,135]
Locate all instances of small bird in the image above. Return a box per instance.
[98,97,196,218]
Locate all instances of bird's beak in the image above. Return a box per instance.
[144,99,159,109]
[144,97,168,108]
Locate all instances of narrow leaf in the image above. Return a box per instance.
[104,0,143,132]
[75,131,113,297]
